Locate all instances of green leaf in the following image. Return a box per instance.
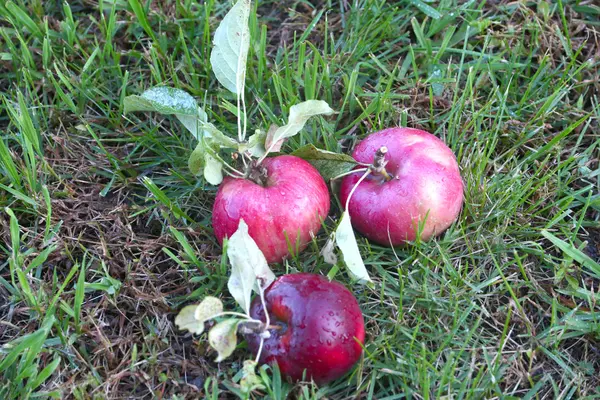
[541,230,600,278]
[201,123,238,147]
[0,184,37,207]
[264,124,282,152]
[538,1,551,20]
[5,1,43,39]
[141,177,193,222]
[74,260,86,329]
[429,65,444,96]
[204,152,224,185]
[194,296,224,322]
[178,107,210,141]
[124,87,236,145]
[188,138,233,184]
[573,4,600,15]
[240,360,265,394]
[292,144,357,181]
[266,101,334,153]
[208,319,240,362]
[0,316,54,373]
[175,297,225,335]
[84,276,121,295]
[175,305,205,334]
[188,141,206,175]
[227,245,257,314]
[409,0,442,19]
[128,0,157,41]
[227,219,276,313]
[335,212,372,284]
[210,0,251,94]
[235,220,276,288]
[320,237,338,265]
[240,129,267,157]
[124,86,197,115]
[29,356,61,390]
[26,244,57,273]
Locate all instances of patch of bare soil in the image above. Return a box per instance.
[0,127,224,398]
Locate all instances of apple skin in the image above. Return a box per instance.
[212,155,330,264]
[340,128,463,246]
[245,273,365,385]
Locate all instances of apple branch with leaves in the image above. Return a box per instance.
[122,0,375,284]
[175,219,275,395]
[176,220,275,358]
[124,0,333,187]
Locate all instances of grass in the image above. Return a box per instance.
[1,0,599,398]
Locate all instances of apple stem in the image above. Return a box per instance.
[223,168,245,179]
[240,151,249,169]
[212,311,254,319]
[345,169,371,211]
[371,146,393,181]
[257,282,271,330]
[254,280,271,363]
[331,167,369,182]
[254,337,264,364]
[267,324,283,330]
[246,160,269,186]
[210,149,245,178]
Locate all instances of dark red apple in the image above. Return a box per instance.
[245,273,365,385]
[212,155,330,264]
[340,128,463,246]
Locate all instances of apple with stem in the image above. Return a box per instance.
[340,127,463,246]
[244,273,365,385]
[123,0,335,264]
[212,155,330,264]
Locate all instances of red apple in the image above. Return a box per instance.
[212,155,330,264]
[245,273,365,385]
[340,128,463,246]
